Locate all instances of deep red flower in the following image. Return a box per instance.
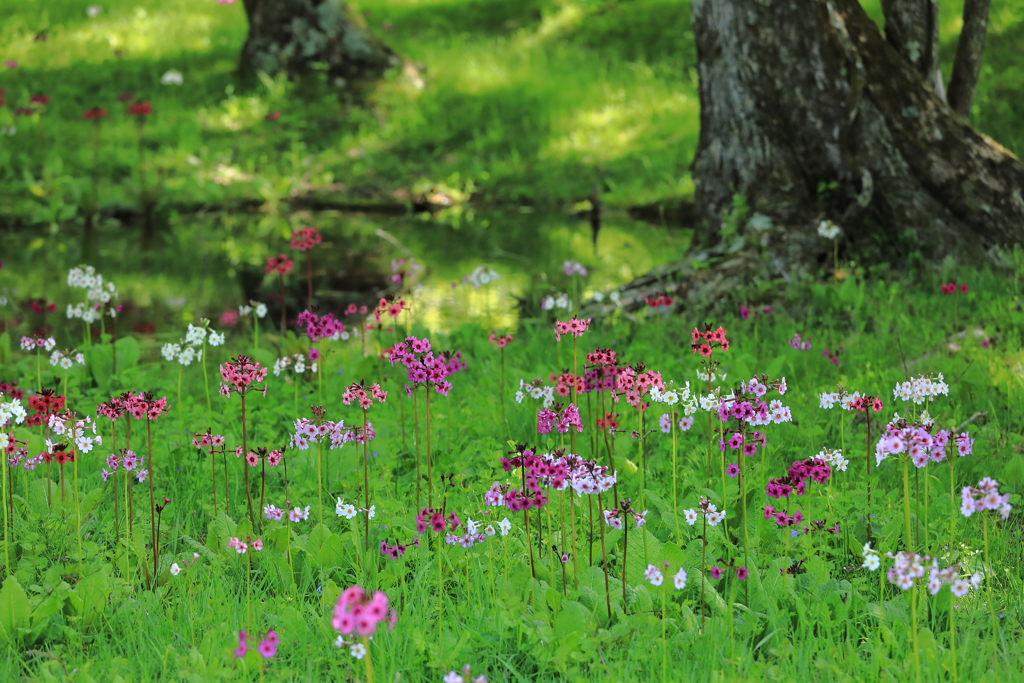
[117,93,134,102]
[84,108,108,120]
[29,94,49,105]
[127,101,153,116]
[265,111,281,121]
[959,283,968,293]
[0,88,5,107]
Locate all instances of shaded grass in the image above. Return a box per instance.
[0,0,1021,228]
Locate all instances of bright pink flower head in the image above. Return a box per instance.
[219,355,269,397]
[331,585,396,636]
[127,392,169,421]
[554,316,591,342]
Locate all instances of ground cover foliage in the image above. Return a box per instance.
[1,242,1023,682]
[1,0,1023,222]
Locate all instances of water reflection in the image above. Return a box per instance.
[0,209,689,337]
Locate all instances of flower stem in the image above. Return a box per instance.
[363,636,375,683]
[363,409,370,552]
[597,492,611,620]
[671,414,680,541]
[2,450,8,578]
[426,391,433,507]
[241,395,255,530]
[983,515,998,668]
[621,519,629,614]
[414,387,421,510]
[74,452,82,579]
[147,419,158,583]
[316,439,324,528]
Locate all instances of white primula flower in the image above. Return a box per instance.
[161,70,184,85]
[207,331,225,346]
[817,220,841,239]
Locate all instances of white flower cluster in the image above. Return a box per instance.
[590,289,621,305]
[819,390,862,410]
[815,447,848,472]
[817,220,841,240]
[893,374,949,404]
[161,323,223,366]
[683,505,725,527]
[698,390,725,411]
[273,354,318,376]
[67,302,103,323]
[644,563,688,590]
[67,265,118,305]
[49,414,102,453]
[514,379,555,408]
[696,369,726,383]
[463,265,499,288]
[49,349,85,369]
[540,293,571,311]
[0,399,28,428]
[239,301,268,318]
[649,382,698,415]
[334,498,375,520]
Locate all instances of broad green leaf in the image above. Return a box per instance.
[0,575,31,642]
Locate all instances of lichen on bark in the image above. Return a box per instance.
[240,0,396,87]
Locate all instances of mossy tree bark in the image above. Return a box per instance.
[240,0,396,87]
[602,0,1024,313]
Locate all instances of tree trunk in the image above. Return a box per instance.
[240,0,396,87]
[601,0,1024,314]
[947,0,991,118]
[881,0,944,99]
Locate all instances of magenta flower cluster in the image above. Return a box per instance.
[389,336,464,396]
[536,403,582,434]
[332,585,397,636]
[297,309,343,342]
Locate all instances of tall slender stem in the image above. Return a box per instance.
[74,452,82,579]
[279,273,286,338]
[363,409,370,552]
[2,449,8,578]
[306,251,313,310]
[983,515,998,668]
[597,492,611,620]
[671,413,680,541]
[414,388,421,510]
[363,637,375,683]
[316,439,324,527]
[147,419,158,582]
[426,391,433,507]
[621,518,629,614]
[241,395,255,529]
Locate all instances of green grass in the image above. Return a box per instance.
[5,0,1017,228]
[0,251,1023,680]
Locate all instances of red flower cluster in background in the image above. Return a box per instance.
[265,254,293,274]
[940,282,968,294]
[645,293,673,308]
[691,325,729,357]
[127,101,153,116]
[290,227,322,251]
